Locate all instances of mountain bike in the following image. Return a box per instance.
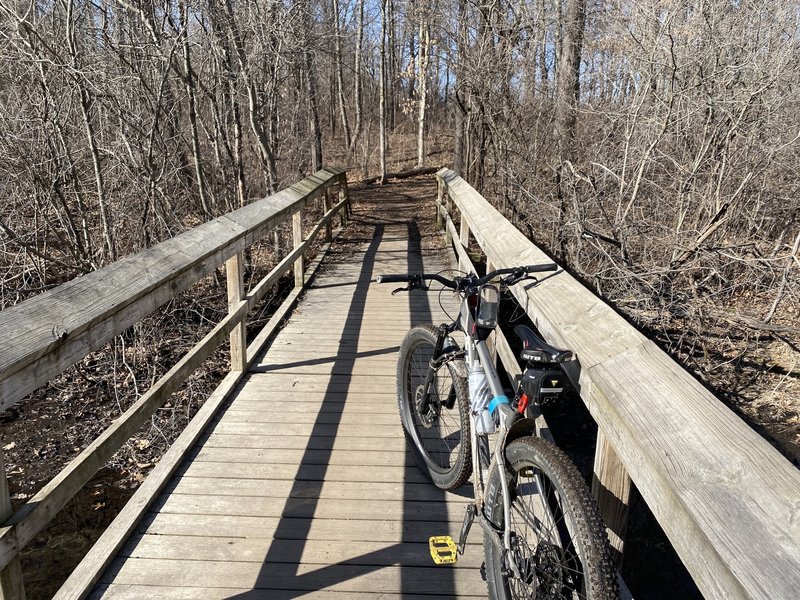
[376,265,619,600]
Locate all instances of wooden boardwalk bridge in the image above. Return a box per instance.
[89,186,484,599]
[0,168,799,599]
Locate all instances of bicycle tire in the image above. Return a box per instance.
[484,436,619,600]
[396,323,472,491]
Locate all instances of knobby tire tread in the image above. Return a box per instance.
[397,323,472,491]
[484,436,619,600]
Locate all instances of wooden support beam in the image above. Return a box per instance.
[324,190,333,243]
[592,430,632,566]
[0,449,24,600]
[338,177,350,225]
[443,203,453,245]
[459,213,471,273]
[292,209,304,289]
[436,180,444,230]
[225,253,246,372]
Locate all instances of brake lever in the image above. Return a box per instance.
[391,282,429,295]
[519,275,540,287]
[505,274,540,288]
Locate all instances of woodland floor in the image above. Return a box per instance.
[1,170,796,599]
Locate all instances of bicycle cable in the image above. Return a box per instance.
[436,268,466,322]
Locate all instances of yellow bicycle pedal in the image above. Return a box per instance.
[429,535,458,565]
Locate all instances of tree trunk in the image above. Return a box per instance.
[220,0,279,191]
[302,0,323,172]
[66,0,116,261]
[379,0,388,184]
[350,0,365,154]
[554,0,586,160]
[179,0,212,217]
[387,0,397,131]
[553,0,586,260]
[332,0,351,150]
[452,0,468,175]
[416,18,430,168]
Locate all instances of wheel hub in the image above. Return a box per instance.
[506,533,537,596]
[414,385,440,428]
[533,541,565,599]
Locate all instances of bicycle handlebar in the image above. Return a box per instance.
[375,272,456,287]
[375,263,558,290]
[374,273,416,284]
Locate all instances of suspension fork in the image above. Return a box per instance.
[416,324,450,416]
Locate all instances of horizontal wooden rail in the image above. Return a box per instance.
[53,235,341,600]
[0,167,350,598]
[0,167,346,413]
[435,168,800,599]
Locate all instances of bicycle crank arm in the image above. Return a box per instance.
[457,504,476,554]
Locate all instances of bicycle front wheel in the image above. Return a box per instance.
[484,436,619,600]
[397,323,471,491]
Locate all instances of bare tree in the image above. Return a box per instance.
[379,0,388,184]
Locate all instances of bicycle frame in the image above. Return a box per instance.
[379,265,619,597]
[426,292,536,579]
[376,264,560,571]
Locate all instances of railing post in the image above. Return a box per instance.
[324,189,333,243]
[444,188,454,246]
[225,253,246,371]
[458,212,471,273]
[592,429,632,567]
[436,179,444,230]
[338,176,350,226]
[293,208,304,288]
[0,449,25,600]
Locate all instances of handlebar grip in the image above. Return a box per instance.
[524,263,558,273]
[375,274,410,283]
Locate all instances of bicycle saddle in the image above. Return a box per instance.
[514,325,573,364]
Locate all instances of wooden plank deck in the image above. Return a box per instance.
[91,201,484,598]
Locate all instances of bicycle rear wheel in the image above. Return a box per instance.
[397,323,471,491]
[484,436,619,600]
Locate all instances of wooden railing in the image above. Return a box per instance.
[435,168,800,600]
[0,167,350,600]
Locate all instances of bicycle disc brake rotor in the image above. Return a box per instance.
[506,533,537,597]
[414,385,440,428]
